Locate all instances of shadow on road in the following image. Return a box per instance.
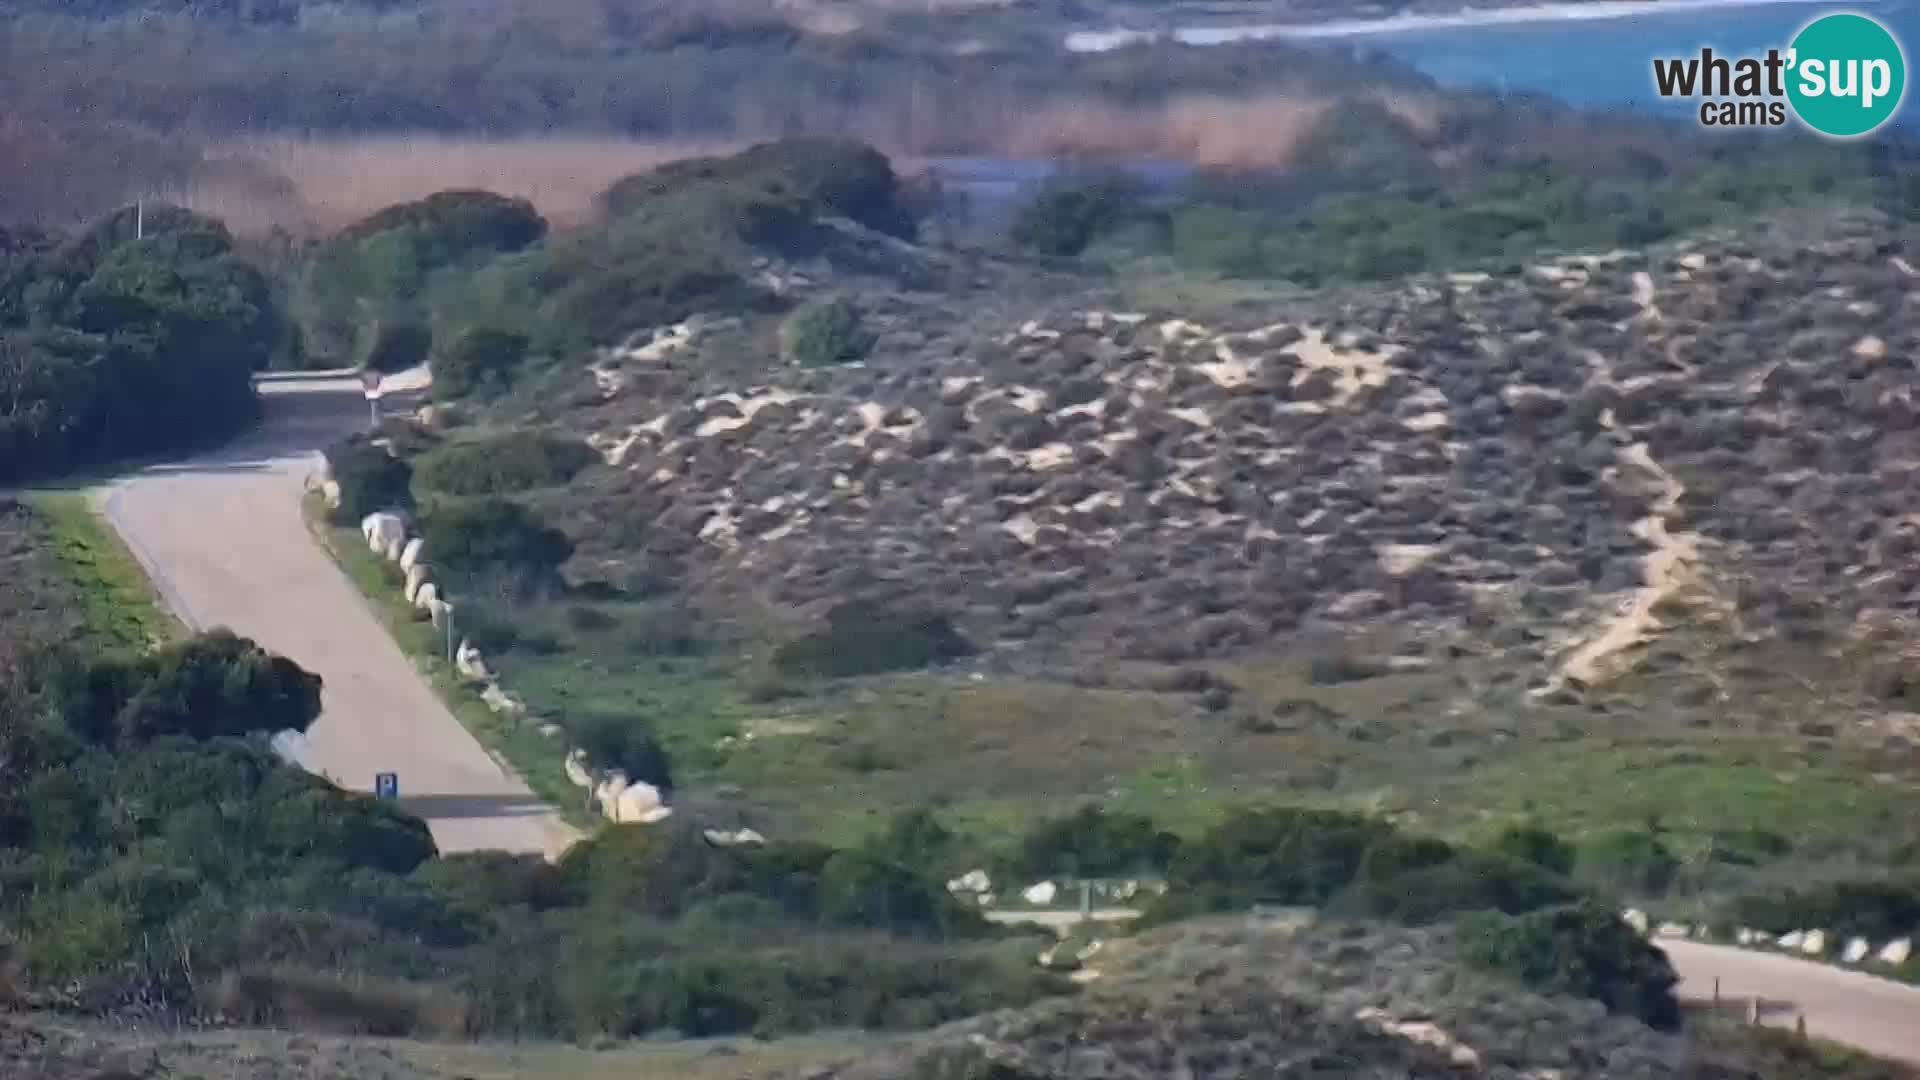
[397,793,559,820]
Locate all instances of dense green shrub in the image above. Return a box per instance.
[430,327,527,400]
[568,712,674,792]
[324,435,413,524]
[780,293,876,368]
[43,629,322,746]
[1334,852,1580,925]
[1491,824,1577,876]
[410,852,570,913]
[1458,902,1682,1030]
[599,138,913,238]
[772,602,975,678]
[1009,806,1181,881]
[360,318,433,373]
[417,497,572,575]
[1160,807,1399,912]
[1010,174,1151,257]
[0,204,278,482]
[1574,828,1680,896]
[1723,877,1920,941]
[296,191,545,365]
[412,431,595,494]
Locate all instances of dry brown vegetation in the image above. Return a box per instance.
[153,135,751,236]
[1003,92,1336,168]
[203,967,473,1039]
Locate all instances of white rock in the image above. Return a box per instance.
[455,639,492,681]
[1022,881,1058,906]
[425,596,451,630]
[320,479,342,508]
[1622,908,1650,935]
[1843,937,1871,964]
[612,780,669,824]
[704,827,767,847]
[537,722,563,738]
[1655,921,1691,939]
[362,511,405,555]
[947,869,992,895]
[404,563,431,604]
[563,748,593,789]
[1778,930,1806,950]
[479,684,525,718]
[1877,938,1912,966]
[1801,929,1828,956]
[399,536,426,573]
[413,582,439,612]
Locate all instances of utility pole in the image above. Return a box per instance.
[445,602,457,664]
[135,200,144,241]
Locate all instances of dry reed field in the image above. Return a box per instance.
[155,134,748,236]
[123,87,1447,238]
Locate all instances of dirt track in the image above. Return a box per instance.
[97,375,575,858]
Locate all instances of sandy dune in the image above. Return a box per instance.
[97,375,575,858]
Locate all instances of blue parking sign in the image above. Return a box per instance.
[375,772,399,799]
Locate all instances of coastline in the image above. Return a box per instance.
[1064,0,1841,51]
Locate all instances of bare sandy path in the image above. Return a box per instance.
[97,375,575,858]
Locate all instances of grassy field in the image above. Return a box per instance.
[0,492,174,656]
[369,569,1920,885]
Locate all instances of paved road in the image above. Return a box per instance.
[97,374,576,859]
[988,908,1920,1065]
[1660,938,1920,1066]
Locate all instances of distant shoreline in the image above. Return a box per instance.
[1064,0,1839,51]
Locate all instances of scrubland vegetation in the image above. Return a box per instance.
[9,1,1920,1074]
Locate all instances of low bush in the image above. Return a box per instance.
[1008,806,1181,882]
[1010,174,1153,258]
[323,435,412,524]
[1490,823,1577,876]
[772,602,975,679]
[1574,828,1680,896]
[412,431,595,495]
[1722,877,1920,941]
[416,497,572,576]
[1457,902,1682,1030]
[360,318,432,373]
[569,712,674,792]
[430,326,528,400]
[42,629,322,746]
[780,293,876,368]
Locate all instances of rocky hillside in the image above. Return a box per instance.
[548,209,1920,707]
[792,915,1911,1080]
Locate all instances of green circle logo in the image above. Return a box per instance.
[1787,12,1907,137]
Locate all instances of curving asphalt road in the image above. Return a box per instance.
[1660,937,1920,1066]
[96,373,576,859]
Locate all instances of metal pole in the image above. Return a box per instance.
[136,200,143,240]
[446,606,456,664]
[1712,977,1719,1005]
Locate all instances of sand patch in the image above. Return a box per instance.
[694,389,801,438]
[1377,543,1443,576]
[1547,438,1701,692]
[1285,327,1401,408]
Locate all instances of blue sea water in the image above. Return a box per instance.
[1327,0,1920,125]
